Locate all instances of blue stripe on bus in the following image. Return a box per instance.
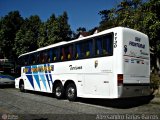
[26,74,34,89]
[33,74,41,90]
[44,64,51,90]
[38,64,47,90]
[39,74,47,90]
[32,65,41,90]
[25,66,34,89]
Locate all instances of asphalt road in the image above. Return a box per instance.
[0,87,160,120]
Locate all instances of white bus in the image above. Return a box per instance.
[15,27,150,101]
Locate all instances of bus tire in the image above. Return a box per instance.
[19,80,25,92]
[54,83,64,99]
[66,83,77,101]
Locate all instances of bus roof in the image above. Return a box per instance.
[18,27,146,57]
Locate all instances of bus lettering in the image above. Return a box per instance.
[69,65,82,70]
[129,41,145,49]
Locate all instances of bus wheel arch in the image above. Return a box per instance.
[53,80,64,99]
[19,79,25,92]
[64,80,77,101]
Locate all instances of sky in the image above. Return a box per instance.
[0,0,121,31]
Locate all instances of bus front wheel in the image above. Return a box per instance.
[19,81,25,92]
[66,83,77,101]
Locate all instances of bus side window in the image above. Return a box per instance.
[87,40,92,57]
[84,40,92,58]
[36,53,40,64]
[75,44,81,59]
[53,51,57,62]
[67,46,73,60]
[48,49,52,63]
[39,52,44,64]
[75,40,93,59]
[42,51,47,63]
[103,35,113,55]
[61,47,66,61]
[29,53,36,65]
[52,49,58,62]
[95,38,103,56]
[45,50,50,63]
[24,55,29,66]
[95,34,113,56]
[42,52,45,63]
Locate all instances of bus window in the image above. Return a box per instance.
[44,50,49,63]
[36,52,40,64]
[96,38,103,55]
[103,34,113,55]
[48,49,52,63]
[52,48,58,62]
[60,47,66,61]
[75,44,81,59]
[39,51,45,64]
[24,55,29,66]
[29,53,36,65]
[60,45,73,61]
[75,40,93,59]
[66,45,73,60]
[85,40,93,57]
[95,34,113,56]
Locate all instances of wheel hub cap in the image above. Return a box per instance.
[68,87,75,98]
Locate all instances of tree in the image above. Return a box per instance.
[55,11,72,42]
[1,11,72,61]
[0,11,23,59]
[98,8,117,31]
[14,15,42,56]
[14,29,34,56]
[98,0,160,71]
[46,12,72,45]
[76,27,86,33]
[141,0,160,71]
[46,14,57,45]
[98,0,143,31]
[37,22,48,47]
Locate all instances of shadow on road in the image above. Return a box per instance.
[25,90,155,109]
[76,95,155,109]
[0,84,15,88]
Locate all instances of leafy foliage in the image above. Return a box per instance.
[0,11,72,59]
[38,12,72,47]
[151,73,160,90]
[99,0,160,71]
[0,11,23,59]
[76,27,86,32]
[14,15,41,56]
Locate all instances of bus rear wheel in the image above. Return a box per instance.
[54,83,64,99]
[66,83,77,101]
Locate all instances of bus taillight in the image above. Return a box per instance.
[117,74,123,86]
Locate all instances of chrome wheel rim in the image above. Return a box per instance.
[56,87,61,97]
[67,87,75,98]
